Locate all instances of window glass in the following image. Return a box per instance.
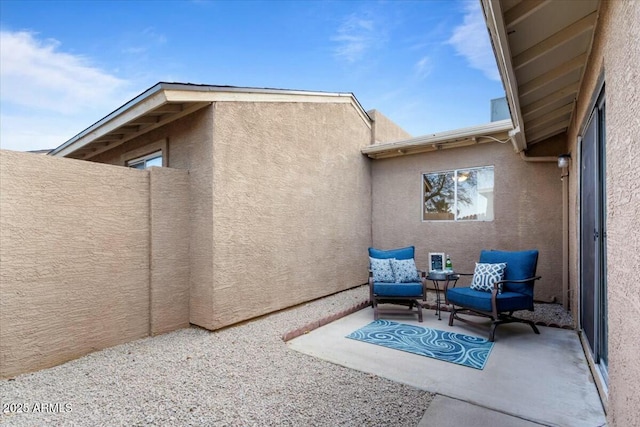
[423,166,494,221]
[126,151,162,169]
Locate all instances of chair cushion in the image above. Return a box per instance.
[368,246,414,260]
[390,258,421,283]
[479,250,538,295]
[447,287,533,312]
[369,257,396,282]
[373,282,423,297]
[470,262,507,293]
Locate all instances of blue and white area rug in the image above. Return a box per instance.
[346,320,494,370]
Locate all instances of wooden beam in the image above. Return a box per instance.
[526,119,570,142]
[513,12,597,70]
[82,102,210,160]
[152,104,183,114]
[521,81,579,118]
[504,0,549,29]
[518,53,587,97]
[525,103,574,131]
[129,115,160,125]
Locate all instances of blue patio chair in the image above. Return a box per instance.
[445,249,541,341]
[368,246,426,322]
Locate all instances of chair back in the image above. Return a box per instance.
[479,249,538,296]
[368,246,414,260]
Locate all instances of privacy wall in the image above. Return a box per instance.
[0,151,189,378]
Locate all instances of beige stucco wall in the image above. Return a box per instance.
[208,101,372,329]
[91,108,215,329]
[0,150,150,378]
[149,167,191,335]
[371,141,563,301]
[565,1,640,424]
[368,109,412,143]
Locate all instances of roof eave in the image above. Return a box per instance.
[361,119,513,159]
[482,0,527,153]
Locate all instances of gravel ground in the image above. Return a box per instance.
[0,286,432,427]
[0,285,573,426]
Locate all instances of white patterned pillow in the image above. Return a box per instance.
[470,262,507,293]
[369,257,396,282]
[390,258,421,283]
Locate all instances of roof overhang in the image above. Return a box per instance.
[482,0,599,152]
[49,83,370,160]
[361,119,512,159]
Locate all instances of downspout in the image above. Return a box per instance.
[510,128,569,307]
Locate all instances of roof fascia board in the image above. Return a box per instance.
[162,88,371,129]
[50,83,166,157]
[362,119,513,158]
[80,101,211,161]
[482,0,527,153]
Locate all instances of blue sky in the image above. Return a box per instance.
[0,0,505,152]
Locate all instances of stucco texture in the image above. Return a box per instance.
[208,101,372,329]
[0,151,150,378]
[368,109,413,143]
[91,109,215,330]
[150,167,191,335]
[565,1,640,424]
[371,141,563,301]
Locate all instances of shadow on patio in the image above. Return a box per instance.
[287,305,606,427]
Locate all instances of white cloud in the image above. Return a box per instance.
[0,30,134,151]
[414,56,433,80]
[447,1,500,81]
[332,14,383,63]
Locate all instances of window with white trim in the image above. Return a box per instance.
[126,151,163,170]
[422,166,494,221]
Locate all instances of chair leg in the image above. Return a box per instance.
[448,307,456,326]
[416,300,423,322]
[373,299,379,320]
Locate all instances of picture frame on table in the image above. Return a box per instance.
[429,252,446,272]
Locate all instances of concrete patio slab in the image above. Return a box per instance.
[418,395,544,427]
[287,307,606,427]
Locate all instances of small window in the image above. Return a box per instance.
[422,166,494,221]
[126,151,162,170]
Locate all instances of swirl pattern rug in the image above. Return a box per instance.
[346,320,494,370]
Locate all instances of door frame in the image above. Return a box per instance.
[578,76,608,394]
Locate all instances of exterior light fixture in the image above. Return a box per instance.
[558,154,571,168]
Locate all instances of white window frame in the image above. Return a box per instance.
[422,165,494,222]
[126,150,163,169]
[121,139,168,169]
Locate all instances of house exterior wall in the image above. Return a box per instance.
[0,151,150,378]
[368,109,413,143]
[565,1,640,424]
[208,101,372,329]
[371,141,563,301]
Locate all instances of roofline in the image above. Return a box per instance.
[361,119,513,159]
[50,82,370,157]
[481,0,527,153]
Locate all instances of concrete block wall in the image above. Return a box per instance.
[0,151,190,378]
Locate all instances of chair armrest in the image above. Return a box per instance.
[494,276,541,285]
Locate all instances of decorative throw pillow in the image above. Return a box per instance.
[390,258,421,283]
[470,262,507,293]
[369,257,396,282]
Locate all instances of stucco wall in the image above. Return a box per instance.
[368,109,412,143]
[208,101,372,329]
[91,109,215,329]
[565,1,640,424]
[150,167,191,335]
[371,141,563,301]
[0,150,150,378]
